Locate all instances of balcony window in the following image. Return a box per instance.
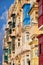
[12,14,16,22]
[12,44,15,51]
[11,14,16,28]
[12,38,15,51]
[4,49,8,61]
[9,49,11,54]
[26,35,29,40]
[39,44,41,54]
[4,55,8,61]
[9,29,12,34]
[4,49,8,54]
[12,22,15,28]
[22,4,30,26]
[26,32,29,41]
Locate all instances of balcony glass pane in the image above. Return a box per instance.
[12,22,15,28]
[9,29,12,34]
[9,49,11,54]
[4,55,8,61]
[22,4,30,26]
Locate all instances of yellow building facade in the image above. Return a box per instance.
[28,2,39,65]
[2,0,43,65]
[28,1,43,65]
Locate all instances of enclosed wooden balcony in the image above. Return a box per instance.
[38,15,43,30]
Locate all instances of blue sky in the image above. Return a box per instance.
[0,0,14,64]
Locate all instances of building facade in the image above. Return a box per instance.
[37,0,43,65]
[2,0,43,65]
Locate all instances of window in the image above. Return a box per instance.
[4,49,8,61]
[26,35,29,40]
[18,39,20,41]
[26,34,29,41]
[4,55,8,61]
[4,49,8,54]
[12,38,15,51]
[12,43,15,51]
[12,22,15,28]
[39,44,41,54]
[9,49,11,54]
[26,32,29,40]
[36,11,38,14]
[22,4,30,26]
[26,55,29,57]
[9,29,12,34]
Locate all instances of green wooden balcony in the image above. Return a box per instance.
[4,55,8,61]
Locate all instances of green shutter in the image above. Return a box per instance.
[4,55,8,61]
[9,49,11,54]
[8,42,11,54]
[4,49,8,61]
[4,49,8,53]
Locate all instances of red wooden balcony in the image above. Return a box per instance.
[38,15,43,30]
[38,5,43,17]
[37,34,43,44]
[39,55,43,65]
